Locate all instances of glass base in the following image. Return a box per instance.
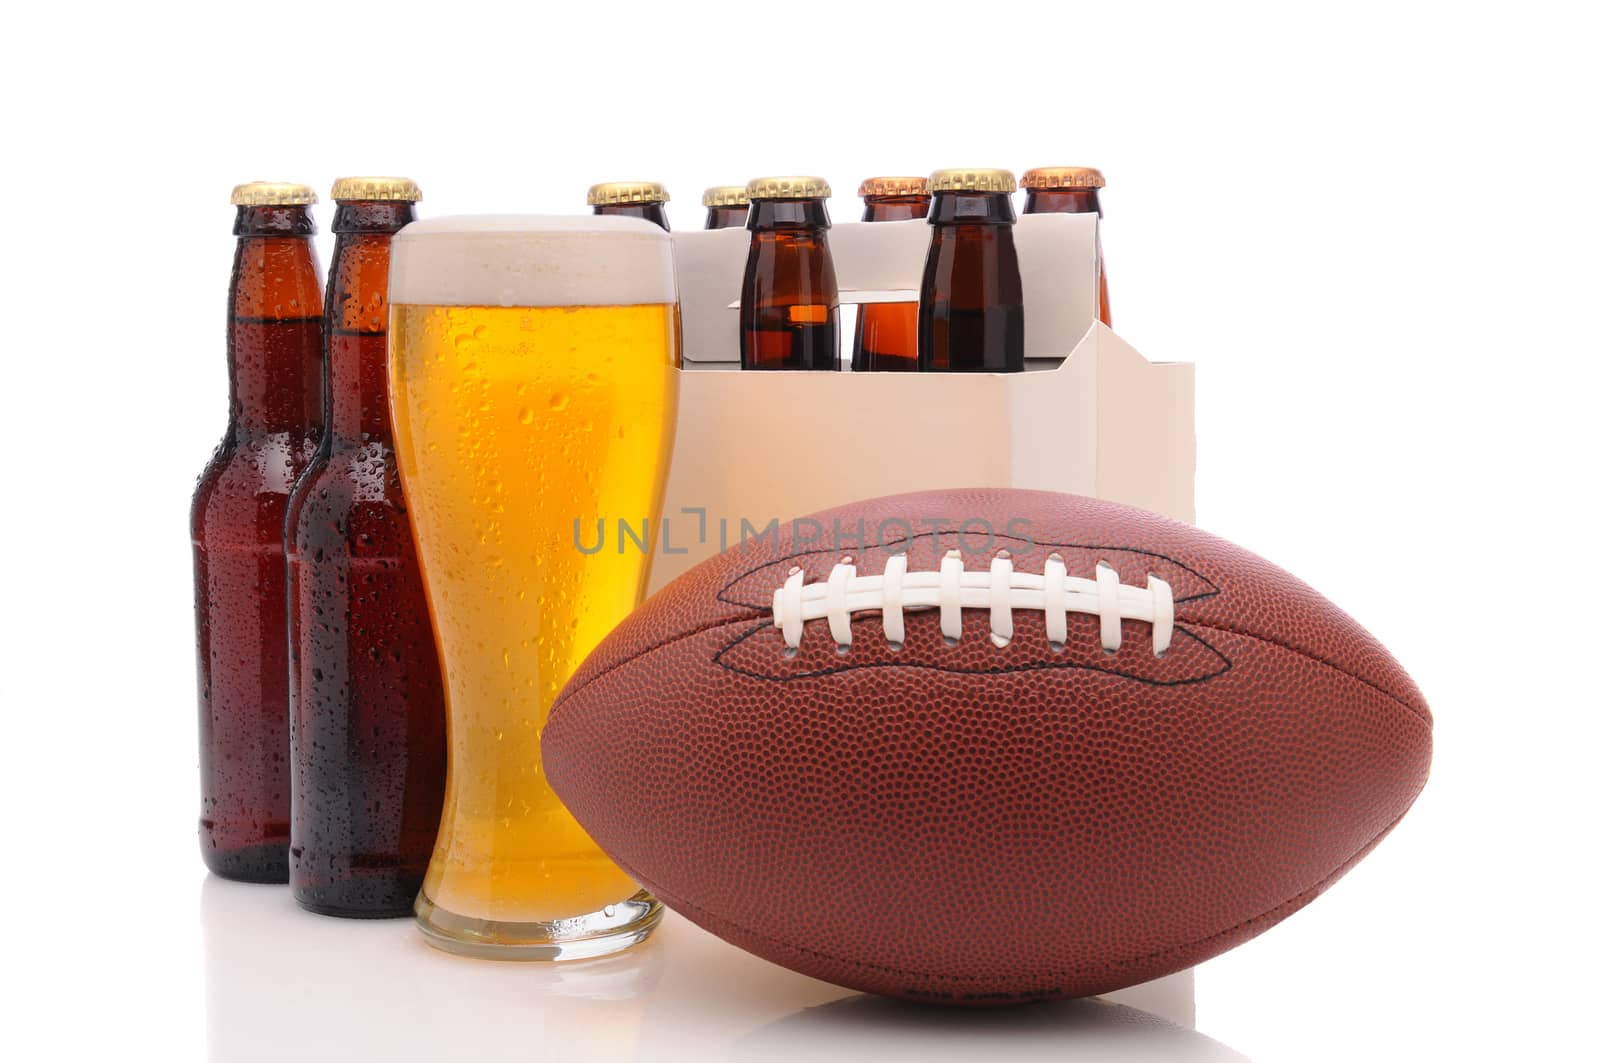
[414,888,663,961]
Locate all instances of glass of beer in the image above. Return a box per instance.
[388,215,678,959]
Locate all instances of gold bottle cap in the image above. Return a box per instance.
[702,185,750,208]
[1020,166,1106,190]
[230,181,317,206]
[746,176,832,200]
[588,181,671,206]
[927,168,1018,194]
[858,176,929,197]
[330,176,423,202]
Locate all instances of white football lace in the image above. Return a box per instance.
[771,550,1174,656]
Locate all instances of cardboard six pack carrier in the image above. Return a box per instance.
[650,211,1194,585]
[648,209,1198,1020]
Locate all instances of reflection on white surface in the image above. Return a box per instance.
[741,995,1248,1061]
[201,876,1240,1062]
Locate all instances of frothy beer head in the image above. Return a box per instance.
[389,214,677,309]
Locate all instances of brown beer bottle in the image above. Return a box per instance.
[851,176,930,372]
[589,181,671,230]
[1021,166,1111,328]
[740,176,840,371]
[285,177,446,917]
[192,182,325,882]
[702,185,750,230]
[918,168,1024,372]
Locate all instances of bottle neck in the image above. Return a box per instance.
[928,191,1017,227]
[1023,187,1103,215]
[747,198,832,231]
[861,194,930,222]
[593,202,670,230]
[705,205,749,230]
[227,206,324,439]
[325,201,414,447]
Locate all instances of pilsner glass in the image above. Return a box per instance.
[387,215,679,959]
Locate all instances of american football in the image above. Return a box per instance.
[543,488,1432,1004]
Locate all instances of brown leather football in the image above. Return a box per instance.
[543,488,1432,1004]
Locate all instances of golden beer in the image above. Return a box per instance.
[388,215,678,958]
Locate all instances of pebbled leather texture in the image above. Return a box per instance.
[544,489,1433,1004]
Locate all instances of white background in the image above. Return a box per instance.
[2,1,1596,1060]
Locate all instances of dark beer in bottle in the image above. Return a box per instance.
[851,176,930,372]
[192,182,325,882]
[702,185,750,230]
[740,176,840,371]
[918,168,1024,373]
[588,181,671,230]
[1021,166,1111,328]
[285,177,446,917]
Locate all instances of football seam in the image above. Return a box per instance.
[556,539,1221,715]
[715,536,1223,613]
[709,619,1235,688]
[631,797,1421,992]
